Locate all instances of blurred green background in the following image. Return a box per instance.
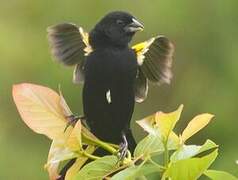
[1,0,238,179]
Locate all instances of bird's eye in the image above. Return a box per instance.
[116,20,125,25]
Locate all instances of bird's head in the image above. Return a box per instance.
[90,11,144,48]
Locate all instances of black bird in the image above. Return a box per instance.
[47,10,174,158]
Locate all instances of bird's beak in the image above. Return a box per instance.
[124,18,144,33]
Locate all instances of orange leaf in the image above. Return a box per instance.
[12,83,68,139]
[59,88,73,117]
[45,137,77,180]
[45,121,83,180]
[66,121,82,151]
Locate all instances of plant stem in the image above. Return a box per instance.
[82,133,117,154]
[103,163,129,178]
[104,155,142,178]
[108,143,120,149]
[164,140,169,168]
[81,150,101,160]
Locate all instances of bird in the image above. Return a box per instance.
[47,11,174,177]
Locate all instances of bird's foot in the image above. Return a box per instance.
[64,114,84,132]
[118,133,128,161]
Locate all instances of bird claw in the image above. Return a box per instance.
[64,114,83,132]
[118,133,128,161]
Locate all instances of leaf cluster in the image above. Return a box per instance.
[12,83,237,180]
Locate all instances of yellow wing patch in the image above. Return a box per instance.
[79,27,93,56]
[132,37,155,65]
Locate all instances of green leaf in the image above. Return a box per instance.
[198,140,218,153]
[170,145,201,162]
[134,131,179,158]
[170,139,218,162]
[136,105,182,158]
[74,155,118,180]
[163,149,218,180]
[167,132,180,150]
[204,170,238,180]
[111,163,161,180]
[137,176,148,180]
[181,113,214,143]
[155,104,183,141]
[137,105,183,142]
[134,134,163,158]
[65,146,95,180]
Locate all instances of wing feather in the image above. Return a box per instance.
[132,36,174,102]
[47,23,92,83]
[133,36,174,84]
[73,60,85,84]
[134,69,148,103]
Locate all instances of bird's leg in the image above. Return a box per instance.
[118,132,128,161]
[64,114,85,132]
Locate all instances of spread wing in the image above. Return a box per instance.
[47,23,92,83]
[134,68,148,103]
[132,36,174,102]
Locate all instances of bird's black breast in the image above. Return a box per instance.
[84,47,138,85]
[82,47,138,143]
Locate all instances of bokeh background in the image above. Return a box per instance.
[1,0,238,179]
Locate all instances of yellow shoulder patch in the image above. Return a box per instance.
[132,37,155,65]
[79,27,93,56]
